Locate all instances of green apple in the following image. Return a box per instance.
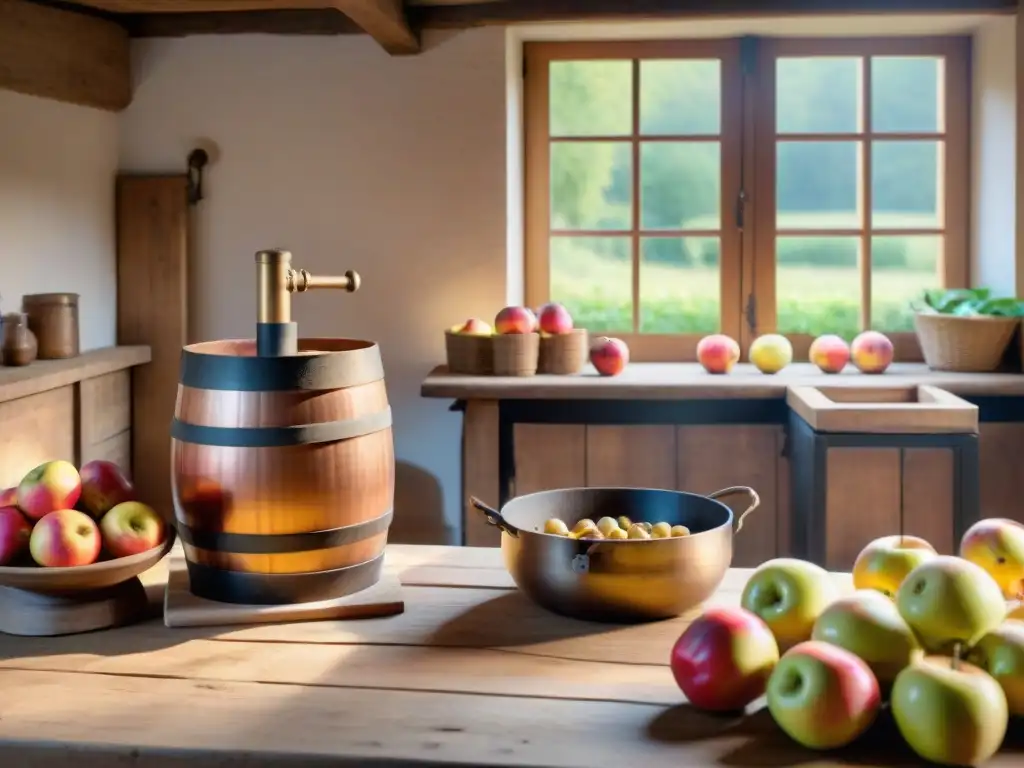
[891,656,1008,766]
[852,534,937,599]
[960,518,1024,600]
[968,619,1024,716]
[741,558,838,652]
[895,555,1007,654]
[766,640,881,750]
[811,589,923,688]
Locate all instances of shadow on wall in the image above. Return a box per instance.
[391,461,456,545]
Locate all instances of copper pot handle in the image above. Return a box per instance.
[468,497,519,538]
[707,486,760,534]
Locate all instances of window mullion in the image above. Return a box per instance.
[631,58,641,335]
[860,56,873,332]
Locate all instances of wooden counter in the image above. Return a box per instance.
[421,363,1024,559]
[0,346,150,488]
[422,362,1024,400]
[1,543,1019,767]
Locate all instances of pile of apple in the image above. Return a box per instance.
[450,303,632,377]
[0,459,166,568]
[671,520,1024,766]
[697,331,894,376]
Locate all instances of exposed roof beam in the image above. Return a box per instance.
[0,0,130,111]
[330,0,419,54]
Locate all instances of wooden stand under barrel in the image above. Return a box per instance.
[165,249,404,627]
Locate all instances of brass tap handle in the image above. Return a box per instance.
[289,269,361,294]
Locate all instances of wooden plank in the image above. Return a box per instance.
[0,346,149,405]
[825,448,902,570]
[901,448,955,554]
[775,427,792,557]
[78,429,131,473]
[116,175,189,519]
[980,423,1024,525]
[78,370,130,449]
[585,426,675,488]
[0,387,75,488]
[676,425,780,568]
[786,384,978,434]
[462,400,500,547]
[124,7,360,35]
[421,363,1024,401]
[0,0,130,111]
[513,424,586,496]
[331,0,419,54]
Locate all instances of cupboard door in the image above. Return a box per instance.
[980,423,1024,525]
[586,426,676,488]
[513,425,586,496]
[677,425,782,567]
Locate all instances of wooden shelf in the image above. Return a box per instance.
[422,363,1024,401]
[0,346,150,405]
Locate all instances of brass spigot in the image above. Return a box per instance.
[255,249,361,357]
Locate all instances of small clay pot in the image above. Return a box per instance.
[1,312,38,366]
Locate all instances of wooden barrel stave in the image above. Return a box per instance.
[171,337,394,604]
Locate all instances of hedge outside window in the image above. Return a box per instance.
[523,36,970,362]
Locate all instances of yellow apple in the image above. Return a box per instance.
[741,558,838,652]
[749,334,793,375]
[969,620,1024,716]
[852,534,937,599]
[960,518,1024,600]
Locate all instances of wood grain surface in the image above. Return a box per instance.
[0,544,1020,767]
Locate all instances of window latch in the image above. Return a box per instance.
[745,294,757,334]
[735,189,746,231]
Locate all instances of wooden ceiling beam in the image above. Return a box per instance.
[330,0,419,54]
[0,0,130,111]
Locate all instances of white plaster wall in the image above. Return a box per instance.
[0,89,119,351]
[118,30,508,540]
[972,18,1017,295]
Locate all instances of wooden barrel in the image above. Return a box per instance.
[170,338,394,605]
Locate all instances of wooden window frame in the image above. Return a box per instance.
[523,36,972,363]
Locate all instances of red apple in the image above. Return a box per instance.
[670,606,780,712]
[0,506,31,565]
[29,509,101,567]
[809,334,851,374]
[78,460,136,519]
[494,306,537,335]
[590,337,629,377]
[767,640,882,750]
[537,302,574,335]
[0,487,17,508]
[18,461,82,521]
[851,331,894,374]
[100,501,165,558]
[696,334,741,375]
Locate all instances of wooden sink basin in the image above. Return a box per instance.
[787,384,978,434]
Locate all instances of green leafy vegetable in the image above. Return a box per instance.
[914,289,1024,318]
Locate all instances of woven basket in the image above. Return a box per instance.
[538,329,589,375]
[913,312,1019,372]
[445,331,493,375]
[492,333,539,376]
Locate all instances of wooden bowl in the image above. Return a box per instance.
[0,530,176,594]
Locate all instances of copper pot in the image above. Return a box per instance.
[470,486,759,623]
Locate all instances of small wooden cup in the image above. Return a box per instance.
[492,333,540,376]
[539,329,589,375]
[445,330,493,375]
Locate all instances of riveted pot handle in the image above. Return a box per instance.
[468,497,519,538]
[707,486,760,534]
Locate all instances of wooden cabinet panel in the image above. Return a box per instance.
[677,425,782,568]
[462,400,500,547]
[586,426,675,488]
[823,447,957,570]
[513,425,586,496]
[0,387,75,488]
[980,423,1024,525]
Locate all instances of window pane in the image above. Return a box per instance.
[640,237,719,334]
[777,57,861,134]
[640,59,720,135]
[550,236,632,333]
[550,142,631,230]
[872,235,942,332]
[640,142,720,230]
[871,57,942,133]
[776,236,861,338]
[872,141,941,229]
[550,61,632,137]
[777,142,860,230]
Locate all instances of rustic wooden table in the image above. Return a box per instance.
[0,544,1020,767]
